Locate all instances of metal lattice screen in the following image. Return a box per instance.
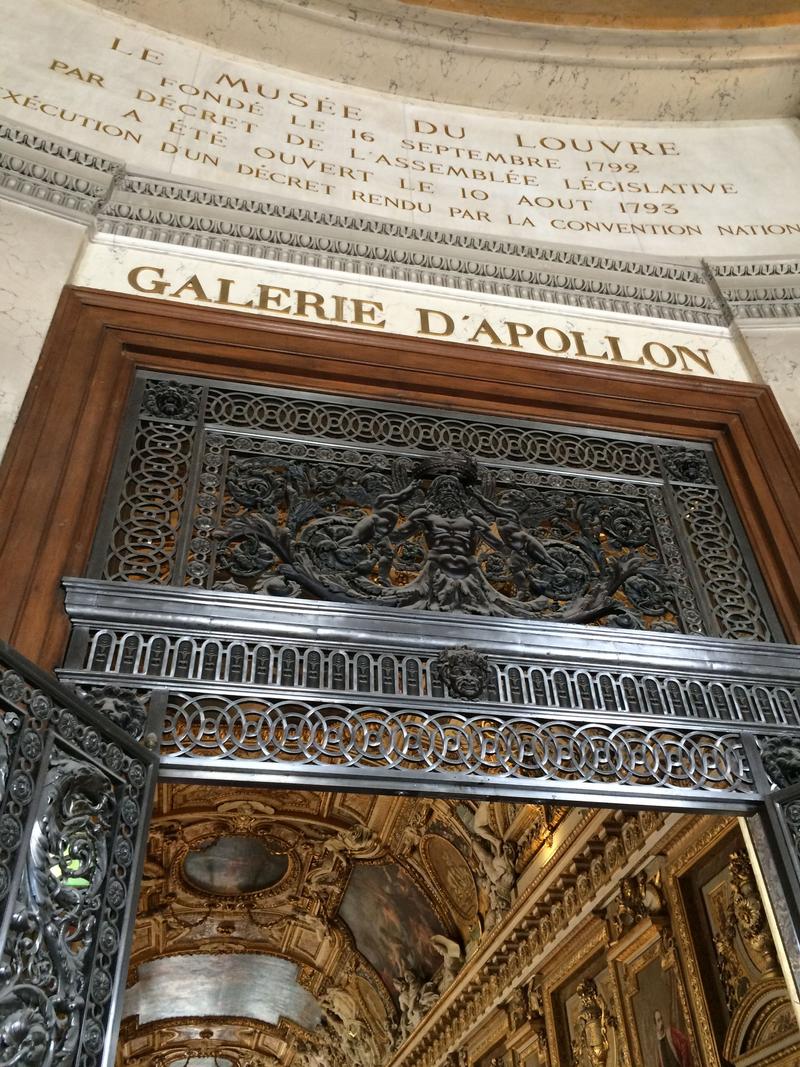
[85,372,779,642]
[56,370,799,809]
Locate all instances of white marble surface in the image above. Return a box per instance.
[74,237,754,382]
[738,323,800,445]
[0,200,85,461]
[2,0,800,257]
[84,0,800,122]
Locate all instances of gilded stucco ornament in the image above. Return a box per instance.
[571,978,615,1067]
[729,849,780,975]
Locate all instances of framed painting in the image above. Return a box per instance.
[610,919,699,1067]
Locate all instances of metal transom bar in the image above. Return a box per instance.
[61,578,797,810]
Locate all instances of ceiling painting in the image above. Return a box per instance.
[338,862,451,1000]
[117,785,560,1067]
[183,836,290,895]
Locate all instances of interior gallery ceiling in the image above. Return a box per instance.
[120,785,559,1067]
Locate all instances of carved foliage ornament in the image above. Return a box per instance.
[213,448,678,629]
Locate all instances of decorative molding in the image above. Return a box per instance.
[0,118,784,328]
[2,117,799,327]
[97,173,725,326]
[386,808,671,1067]
[0,120,119,218]
[0,121,119,173]
[707,258,800,322]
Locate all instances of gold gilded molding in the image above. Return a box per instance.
[399,0,800,29]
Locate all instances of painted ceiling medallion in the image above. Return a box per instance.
[422,834,479,921]
[182,835,289,895]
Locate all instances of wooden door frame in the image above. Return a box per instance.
[2,285,799,665]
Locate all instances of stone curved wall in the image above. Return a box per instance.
[0,0,799,455]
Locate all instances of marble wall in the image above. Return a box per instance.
[84,0,800,122]
[737,323,800,443]
[3,0,800,257]
[0,200,86,458]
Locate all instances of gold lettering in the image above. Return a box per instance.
[49,59,105,87]
[351,299,385,328]
[468,319,505,346]
[535,327,570,354]
[605,336,644,366]
[256,285,292,313]
[127,265,169,295]
[295,290,330,320]
[642,341,677,369]
[216,278,254,309]
[170,275,210,302]
[675,345,714,375]
[416,308,454,337]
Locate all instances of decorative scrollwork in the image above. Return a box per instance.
[211,448,680,629]
[0,646,155,1067]
[160,691,753,795]
[0,752,114,1066]
[91,374,779,641]
[674,485,772,641]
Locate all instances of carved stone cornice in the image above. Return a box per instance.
[0,119,734,328]
[95,173,724,325]
[4,118,799,328]
[0,120,119,218]
[707,257,800,322]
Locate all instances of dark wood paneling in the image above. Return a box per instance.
[2,286,799,665]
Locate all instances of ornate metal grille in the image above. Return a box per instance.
[87,373,778,642]
[55,370,800,810]
[0,643,157,1066]
[41,370,800,1027]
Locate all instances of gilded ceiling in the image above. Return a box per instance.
[399,0,800,29]
[117,789,798,1067]
[119,784,557,1067]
